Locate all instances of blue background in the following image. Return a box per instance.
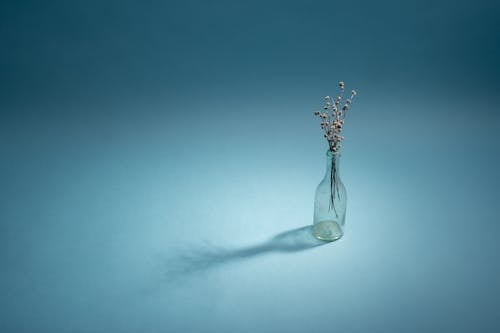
[1,0,499,332]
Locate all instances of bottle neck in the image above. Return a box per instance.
[325,150,341,177]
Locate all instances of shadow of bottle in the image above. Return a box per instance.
[161,225,328,283]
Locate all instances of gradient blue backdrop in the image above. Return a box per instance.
[1,1,499,332]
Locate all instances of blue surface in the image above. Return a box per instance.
[1,1,500,332]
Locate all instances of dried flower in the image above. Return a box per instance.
[313,81,357,153]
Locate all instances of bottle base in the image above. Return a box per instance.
[312,220,344,241]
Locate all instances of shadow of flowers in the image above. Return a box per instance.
[161,225,328,282]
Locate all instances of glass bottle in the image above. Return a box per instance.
[312,150,347,241]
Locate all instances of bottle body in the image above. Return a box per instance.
[312,150,347,241]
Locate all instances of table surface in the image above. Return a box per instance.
[1,97,499,333]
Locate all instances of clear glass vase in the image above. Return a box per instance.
[312,150,347,241]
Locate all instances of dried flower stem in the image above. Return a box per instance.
[313,81,357,213]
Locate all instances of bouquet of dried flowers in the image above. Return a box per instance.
[313,81,357,213]
[314,81,357,152]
